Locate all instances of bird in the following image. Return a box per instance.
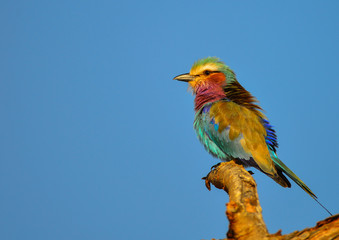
[174,57,331,215]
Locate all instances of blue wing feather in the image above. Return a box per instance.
[261,119,278,152]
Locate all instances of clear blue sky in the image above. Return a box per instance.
[1,1,338,239]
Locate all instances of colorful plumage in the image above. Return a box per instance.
[174,57,331,215]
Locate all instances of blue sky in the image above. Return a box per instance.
[1,0,338,239]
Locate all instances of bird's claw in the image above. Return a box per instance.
[210,162,221,170]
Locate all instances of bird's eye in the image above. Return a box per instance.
[204,70,211,75]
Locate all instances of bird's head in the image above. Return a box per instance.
[173,57,237,94]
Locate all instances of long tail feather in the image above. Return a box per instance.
[273,156,316,198]
[271,154,332,216]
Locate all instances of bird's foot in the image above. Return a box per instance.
[248,170,254,175]
[210,162,221,170]
[202,173,211,191]
[202,163,221,191]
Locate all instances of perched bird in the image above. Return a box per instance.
[174,57,331,215]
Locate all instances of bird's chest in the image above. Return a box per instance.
[193,104,230,160]
[193,103,252,161]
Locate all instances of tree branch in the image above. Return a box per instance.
[203,161,339,240]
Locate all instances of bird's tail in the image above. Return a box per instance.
[271,168,291,188]
[270,152,332,216]
[272,155,316,198]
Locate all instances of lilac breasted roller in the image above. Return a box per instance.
[174,57,331,215]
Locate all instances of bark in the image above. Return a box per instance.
[203,161,339,240]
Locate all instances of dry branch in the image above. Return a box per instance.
[203,161,339,240]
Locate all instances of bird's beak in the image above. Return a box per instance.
[173,73,195,82]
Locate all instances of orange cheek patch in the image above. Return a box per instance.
[189,73,226,93]
[209,72,226,84]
